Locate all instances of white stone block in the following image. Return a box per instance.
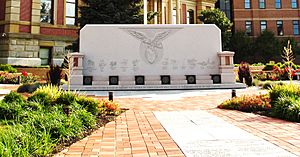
[119,81,135,85]
[0,57,41,66]
[70,75,83,85]
[92,80,109,85]
[196,80,213,84]
[145,81,161,85]
[221,73,236,84]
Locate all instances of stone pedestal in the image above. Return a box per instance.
[70,53,84,85]
[218,51,235,84]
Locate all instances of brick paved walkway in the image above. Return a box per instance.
[56,89,300,157]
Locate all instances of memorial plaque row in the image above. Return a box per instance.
[83,75,221,85]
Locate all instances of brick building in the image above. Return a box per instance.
[217,0,300,42]
[0,0,216,66]
[147,0,217,24]
[0,0,79,66]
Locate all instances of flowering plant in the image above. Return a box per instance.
[20,71,38,84]
[218,94,271,112]
[98,99,121,116]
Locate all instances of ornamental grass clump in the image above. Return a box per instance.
[272,94,300,122]
[218,94,271,112]
[268,84,300,103]
[0,84,122,156]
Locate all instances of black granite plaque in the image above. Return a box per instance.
[83,76,93,85]
[109,76,119,85]
[135,76,145,85]
[161,75,171,85]
[186,75,196,84]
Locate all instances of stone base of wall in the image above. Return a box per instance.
[0,33,75,66]
[0,57,41,66]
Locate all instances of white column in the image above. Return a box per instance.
[168,0,173,24]
[161,1,165,24]
[176,0,180,24]
[144,0,147,24]
[154,0,158,24]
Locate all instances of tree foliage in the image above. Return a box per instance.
[79,0,143,28]
[228,31,253,63]
[200,9,232,49]
[253,31,281,62]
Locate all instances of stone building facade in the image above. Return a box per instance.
[147,0,217,24]
[228,0,300,42]
[0,0,79,66]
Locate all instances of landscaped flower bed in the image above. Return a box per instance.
[0,85,121,157]
[218,84,300,122]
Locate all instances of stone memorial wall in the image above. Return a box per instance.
[69,24,242,90]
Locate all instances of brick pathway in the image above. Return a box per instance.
[56,89,300,157]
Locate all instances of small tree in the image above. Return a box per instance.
[200,9,232,49]
[228,31,253,63]
[282,40,295,83]
[253,31,281,62]
[79,0,143,28]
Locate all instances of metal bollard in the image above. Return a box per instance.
[232,89,236,98]
[109,92,113,101]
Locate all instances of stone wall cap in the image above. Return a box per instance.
[71,52,85,56]
[218,51,235,55]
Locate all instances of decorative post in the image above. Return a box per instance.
[70,52,84,85]
[218,51,236,84]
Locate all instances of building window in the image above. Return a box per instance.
[291,0,298,8]
[275,0,281,8]
[260,21,267,32]
[259,0,265,8]
[277,20,283,36]
[40,0,52,23]
[186,9,194,24]
[245,21,252,35]
[39,48,52,65]
[293,21,299,35]
[245,0,251,9]
[172,9,176,24]
[66,0,76,25]
[206,6,211,10]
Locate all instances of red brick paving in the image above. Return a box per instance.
[56,89,300,157]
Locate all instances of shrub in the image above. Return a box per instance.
[0,122,55,157]
[56,91,78,106]
[272,95,300,122]
[0,102,23,120]
[3,92,25,104]
[262,63,276,71]
[262,81,272,89]
[76,96,99,115]
[0,64,17,73]
[73,109,96,129]
[218,94,271,112]
[28,92,52,107]
[269,84,300,103]
[33,84,63,102]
